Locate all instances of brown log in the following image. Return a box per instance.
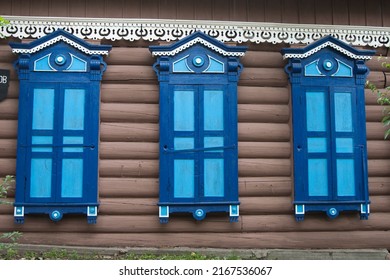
[366,122,389,140]
[370,195,390,212]
[0,139,16,158]
[239,68,288,87]
[99,159,159,178]
[240,196,292,214]
[369,177,390,195]
[100,122,159,142]
[367,141,390,159]
[100,142,159,159]
[98,198,157,215]
[0,120,17,138]
[101,83,159,103]
[366,56,390,72]
[368,159,390,177]
[240,51,284,68]
[238,177,292,196]
[385,72,390,88]
[238,142,291,158]
[100,103,159,123]
[0,99,18,120]
[238,86,290,104]
[7,81,19,99]
[367,71,385,88]
[238,104,290,123]
[366,105,385,122]
[238,123,290,142]
[0,158,16,177]
[238,159,291,177]
[99,177,159,198]
[103,65,157,83]
[365,88,380,105]
[105,47,154,66]
[14,231,390,248]
[0,45,15,63]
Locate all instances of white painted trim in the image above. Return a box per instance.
[1,15,390,48]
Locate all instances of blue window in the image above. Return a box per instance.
[10,30,111,224]
[282,36,374,221]
[150,32,247,223]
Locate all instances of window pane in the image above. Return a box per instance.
[306,91,326,132]
[336,138,354,153]
[174,160,194,198]
[63,89,85,130]
[174,138,194,150]
[308,159,328,196]
[174,90,194,131]
[204,137,224,152]
[337,159,356,196]
[61,159,83,198]
[63,136,84,152]
[32,136,53,152]
[32,88,54,130]
[335,92,353,132]
[30,158,52,198]
[307,138,327,153]
[204,159,224,197]
[204,90,224,131]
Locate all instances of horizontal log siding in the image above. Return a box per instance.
[1,38,390,250]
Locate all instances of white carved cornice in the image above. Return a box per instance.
[1,15,390,48]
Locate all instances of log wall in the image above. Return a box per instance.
[0,36,390,250]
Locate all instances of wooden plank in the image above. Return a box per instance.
[238,142,291,158]
[367,141,390,159]
[48,0,69,17]
[298,0,315,24]
[195,0,213,20]
[13,231,390,248]
[366,56,390,72]
[123,0,142,18]
[230,0,248,21]
[0,99,18,120]
[99,198,157,214]
[332,0,349,25]
[141,0,159,18]
[0,120,17,139]
[212,0,230,21]
[239,177,292,196]
[68,0,86,17]
[1,2,12,14]
[103,0,124,18]
[177,0,195,20]
[383,0,390,27]
[247,0,266,22]
[0,158,16,176]
[103,65,157,83]
[368,160,390,177]
[367,71,385,89]
[238,123,290,142]
[238,159,291,177]
[7,81,19,99]
[384,72,390,88]
[86,0,105,18]
[281,0,299,23]
[238,86,290,104]
[100,142,159,159]
[369,177,390,195]
[0,139,16,158]
[240,51,285,68]
[99,159,159,177]
[348,0,366,26]
[239,68,288,87]
[240,196,292,214]
[365,0,382,27]
[0,45,15,63]
[366,122,390,140]
[100,122,159,142]
[238,104,290,123]
[30,0,50,16]
[365,105,385,122]
[101,84,158,104]
[99,177,159,197]
[100,103,159,123]
[265,0,282,23]
[365,88,383,105]
[314,0,333,24]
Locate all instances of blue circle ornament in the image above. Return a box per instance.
[192,56,204,67]
[327,207,339,218]
[55,55,66,66]
[323,59,334,71]
[193,208,206,220]
[50,210,63,221]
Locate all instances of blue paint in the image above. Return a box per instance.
[308,159,328,196]
[334,92,353,132]
[307,138,327,153]
[336,159,356,196]
[61,159,83,198]
[159,206,169,217]
[304,60,323,76]
[174,160,195,198]
[306,91,326,132]
[204,56,224,73]
[204,159,224,197]
[204,137,224,152]
[66,54,87,72]
[34,54,54,71]
[173,56,193,73]
[174,90,194,131]
[32,88,55,130]
[63,136,84,152]
[230,205,239,216]
[336,138,353,153]
[32,136,53,152]
[333,60,352,77]
[63,89,85,130]
[204,90,224,131]
[30,158,52,198]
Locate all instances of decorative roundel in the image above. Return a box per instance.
[54,54,66,66]
[327,208,338,217]
[192,56,205,67]
[50,210,63,221]
[323,59,334,71]
[193,208,206,220]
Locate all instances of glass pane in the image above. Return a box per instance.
[174,138,194,150]
[174,90,194,131]
[335,92,353,132]
[30,158,52,198]
[204,159,224,197]
[307,138,327,153]
[308,159,328,196]
[32,136,53,152]
[63,136,84,152]
[63,89,85,130]
[306,91,326,132]
[336,138,354,153]
[204,90,224,131]
[32,88,54,130]
[61,159,83,198]
[204,137,224,152]
[337,159,356,196]
[174,160,194,198]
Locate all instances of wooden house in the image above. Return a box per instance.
[0,0,390,249]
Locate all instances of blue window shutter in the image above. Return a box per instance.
[10,30,111,224]
[282,36,374,221]
[150,32,247,223]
